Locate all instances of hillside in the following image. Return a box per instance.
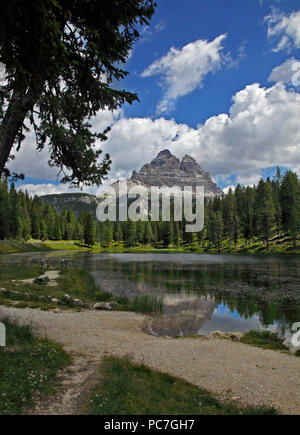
[40,193,98,216]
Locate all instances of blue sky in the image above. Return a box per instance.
[125,0,289,125]
[10,0,300,195]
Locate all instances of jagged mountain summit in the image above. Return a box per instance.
[127,150,222,198]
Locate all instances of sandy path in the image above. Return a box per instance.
[1,306,299,415]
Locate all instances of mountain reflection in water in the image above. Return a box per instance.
[0,252,299,338]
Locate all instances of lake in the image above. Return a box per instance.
[1,252,299,338]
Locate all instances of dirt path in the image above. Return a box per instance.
[1,306,299,415]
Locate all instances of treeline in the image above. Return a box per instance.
[0,178,85,242]
[95,168,300,250]
[0,168,299,250]
[203,169,300,250]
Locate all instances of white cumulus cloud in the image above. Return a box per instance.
[141,35,227,113]
[7,109,122,182]
[100,82,300,187]
[17,183,77,197]
[265,9,300,52]
[268,57,300,85]
[8,83,300,193]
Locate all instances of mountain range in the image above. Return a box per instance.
[40,150,223,214]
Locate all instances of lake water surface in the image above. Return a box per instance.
[1,252,299,338]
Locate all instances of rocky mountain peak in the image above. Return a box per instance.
[149,149,181,170]
[180,154,207,176]
[156,149,173,159]
[130,149,222,198]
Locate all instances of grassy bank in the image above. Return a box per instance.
[1,235,299,256]
[86,356,277,415]
[0,265,98,308]
[0,319,71,415]
[0,264,163,314]
[0,240,53,255]
[46,237,300,255]
[177,331,292,354]
[240,330,289,352]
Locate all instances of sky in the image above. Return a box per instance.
[9,0,300,196]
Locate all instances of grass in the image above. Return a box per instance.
[1,235,299,256]
[0,240,53,255]
[86,356,277,415]
[295,349,300,357]
[57,268,98,301]
[0,265,98,309]
[0,318,71,415]
[240,330,289,351]
[0,264,163,314]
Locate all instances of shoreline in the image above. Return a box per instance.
[1,239,299,256]
[1,305,299,415]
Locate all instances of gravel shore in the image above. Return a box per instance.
[1,306,299,415]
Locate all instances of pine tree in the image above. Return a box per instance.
[136,220,145,244]
[233,211,240,248]
[161,220,173,247]
[256,179,275,249]
[243,186,255,245]
[173,221,180,247]
[280,171,300,247]
[84,213,95,247]
[40,219,48,241]
[53,214,62,241]
[207,206,217,248]
[101,221,113,247]
[272,167,283,238]
[215,211,224,252]
[223,188,235,244]
[31,209,41,240]
[96,222,102,244]
[127,221,137,246]
[75,221,84,242]
[22,210,32,241]
[144,221,153,245]
[113,222,123,243]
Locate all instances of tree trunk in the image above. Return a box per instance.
[0,88,37,175]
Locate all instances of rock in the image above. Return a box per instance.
[232,396,241,401]
[73,299,85,308]
[93,302,114,311]
[10,291,20,298]
[35,275,50,285]
[51,298,59,304]
[62,294,72,304]
[129,150,223,198]
[0,288,6,293]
